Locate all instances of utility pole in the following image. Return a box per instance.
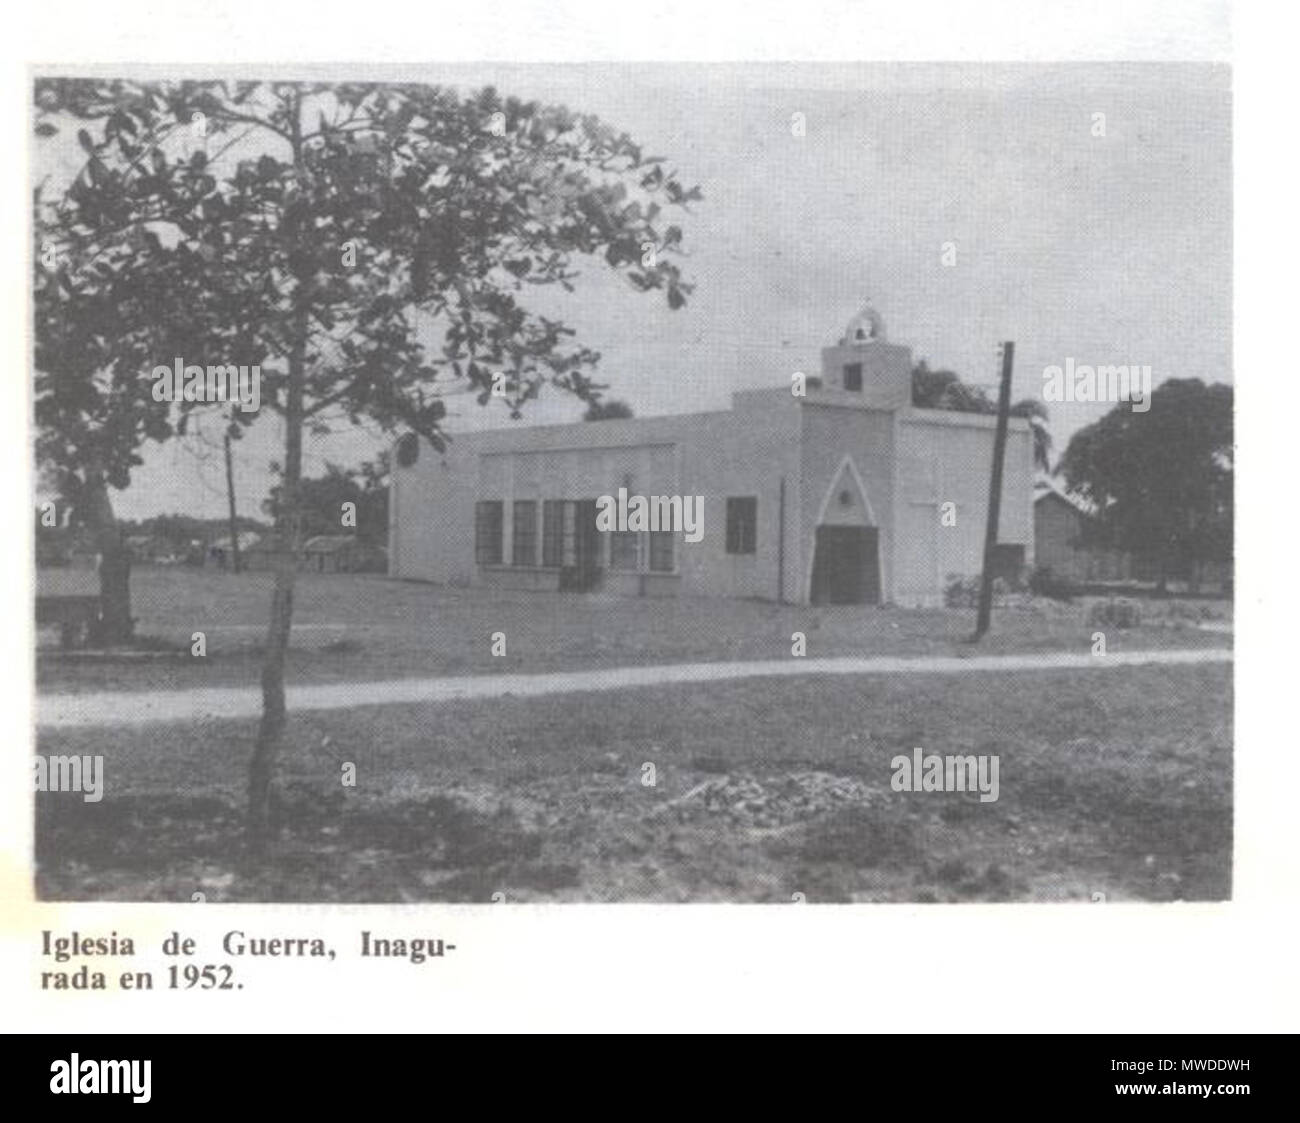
[974,341,1015,640]
[224,417,242,574]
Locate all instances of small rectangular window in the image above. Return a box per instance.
[512,501,538,567]
[475,501,503,565]
[726,497,757,555]
[842,362,863,392]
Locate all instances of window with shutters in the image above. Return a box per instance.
[609,530,640,571]
[542,500,564,567]
[512,501,537,567]
[475,501,503,565]
[649,531,674,573]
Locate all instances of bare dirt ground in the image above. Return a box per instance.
[35,661,1232,904]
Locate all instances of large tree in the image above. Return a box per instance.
[35,78,699,838]
[33,96,220,642]
[1058,378,1233,589]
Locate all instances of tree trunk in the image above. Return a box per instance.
[247,333,305,839]
[224,423,242,574]
[82,464,133,645]
[248,554,295,837]
[247,89,306,843]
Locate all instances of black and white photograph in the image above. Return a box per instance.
[30,61,1234,905]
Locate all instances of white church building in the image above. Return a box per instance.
[388,307,1035,606]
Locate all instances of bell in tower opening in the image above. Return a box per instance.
[841,303,886,346]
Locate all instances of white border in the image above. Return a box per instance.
[5,1,1296,1035]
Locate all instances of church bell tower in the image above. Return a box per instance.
[819,301,913,410]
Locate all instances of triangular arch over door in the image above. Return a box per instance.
[814,454,877,527]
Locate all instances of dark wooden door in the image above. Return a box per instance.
[811,526,880,605]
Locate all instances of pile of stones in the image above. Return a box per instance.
[658,770,876,829]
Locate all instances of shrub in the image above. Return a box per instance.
[1088,597,1141,629]
[944,574,981,608]
[944,574,1016,608]
[1029,565,1074,602]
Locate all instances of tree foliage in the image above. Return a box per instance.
[1057,379,1232,581]
[264,461,388,546]
[35,79,698,437]
[582,398,635,420]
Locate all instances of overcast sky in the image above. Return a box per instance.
[33,62,1231,521]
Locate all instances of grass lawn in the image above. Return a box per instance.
[35,663,1232,903]
[36,567,1231,694]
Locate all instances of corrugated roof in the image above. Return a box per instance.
[1034,479,1098,517]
